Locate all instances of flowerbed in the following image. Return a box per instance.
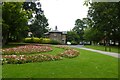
[2,54,62,64]
[58,49,79,58]
[2,45,80,64]
[55,45,71,50]
[2,44,53,55]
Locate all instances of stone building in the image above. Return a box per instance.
[45,26,67,44]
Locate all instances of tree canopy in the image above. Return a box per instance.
[70,2,120,45]
[2,1,50,45]
[23,1,49,38]
[2,2,30,44]
[84,2,120,45]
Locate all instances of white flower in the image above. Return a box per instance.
[1,59,3,61]
[12,55,17,57]
[2,50,5,52]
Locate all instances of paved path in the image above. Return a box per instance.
[69,45,120,58]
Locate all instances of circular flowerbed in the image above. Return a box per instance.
[2,54,62,64]
[2,44,52,55]
[1,45,80,64]
[58,49,79,58]
[56,45,71,50]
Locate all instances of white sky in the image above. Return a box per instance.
[40,0,89,31]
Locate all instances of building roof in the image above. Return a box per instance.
[44,26,67,35]
[49,30,62,33]
[62,31,67,35]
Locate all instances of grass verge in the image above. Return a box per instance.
[2,47,118,78]
[84,45,119,53]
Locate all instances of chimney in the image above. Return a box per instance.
[55,26,57,30]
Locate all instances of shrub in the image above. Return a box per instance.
[39,38,43,43]
[24,37,40,43]
[50,40,60,45]
[33,37,40,43]
[24,37,61,44]
[24,38,33,43]
[40,38,60,44]
[41,38,51,44]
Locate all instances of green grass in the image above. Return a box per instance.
[2,47,118,78]
[30,46,65,55]
[44,46,65,55]
[84,45,119,53]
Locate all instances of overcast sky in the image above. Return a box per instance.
[40,0,89,31]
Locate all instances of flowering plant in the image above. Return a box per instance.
[2,54,62,64]
[2,44,53,55]
[58,49,79,58]
[55,45,71,50]
[1,45,80,64]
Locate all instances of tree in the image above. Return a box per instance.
[84,27,103,45]
[2,2,30,44]
[73,19,87,42]
[87,2,120,45]
[0,4,2,45]
[23,1,49,38]
[30,14,49,37]
[67,30,80,44]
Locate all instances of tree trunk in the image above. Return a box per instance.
[2,37,7,46]
[2,33,9,46]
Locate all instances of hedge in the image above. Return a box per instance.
[24,37,60,44]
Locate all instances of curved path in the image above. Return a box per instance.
[69,45,120,58]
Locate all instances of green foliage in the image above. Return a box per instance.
[85,45,119,53]
[24,38,32,43]
[84,27,103,43]
[24,37,60,44]
[73,19,87,41]
[67,30,80,44]
[23,2,50,38]
[32,37,40,43]
[69,18,90,44]
[2,2,31,44]
[40,38,60,44]
[2,1,50,45]
[29,14,49,38]
[40,38,51,44]
[71,41,78,45]
[50,40,60,45]
[0,4,1,21]
[24,37,40,43]
[87,2,120,45]
[2,48,118,78]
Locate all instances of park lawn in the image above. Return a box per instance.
[31,46,65,55]
[84,45,119,53]
[2,47,118,78]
